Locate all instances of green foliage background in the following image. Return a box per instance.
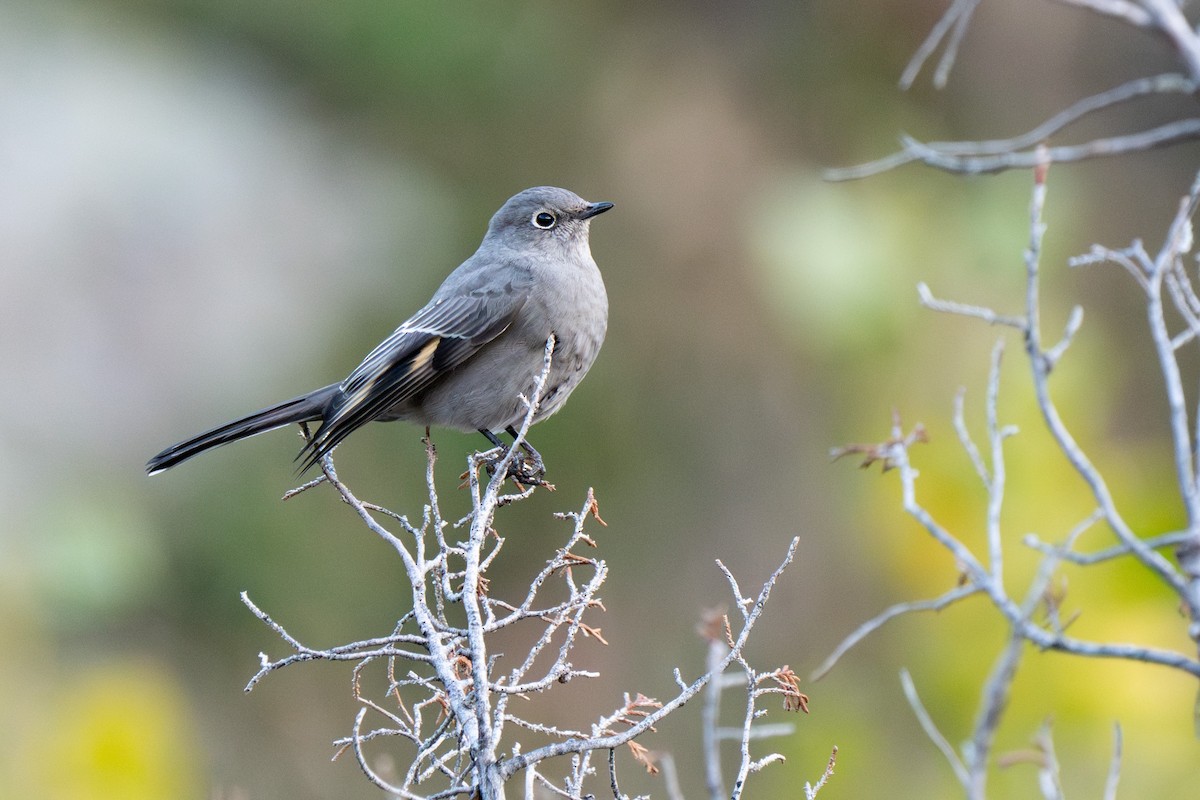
[2,0,1198,796]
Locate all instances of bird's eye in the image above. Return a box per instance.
[532,211,557,229]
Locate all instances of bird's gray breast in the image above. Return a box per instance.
[408,248,607,432]
[508,247,608,424]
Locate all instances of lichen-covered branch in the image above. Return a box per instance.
[240,339,820,798]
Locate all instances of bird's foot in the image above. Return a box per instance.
[484,446,551,488]
[466,429,554,489]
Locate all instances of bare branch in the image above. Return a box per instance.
[831,2,1200,795]
[1032,721,1065,800]
[702,638,727,800]
[500,538,801,780]
[899,0,983,90]
[917,282,1026,329]
[1023,526,1190,566]
[900,668,971,787]
[921,73,1194,156]
[984,339,1011,586]
[1103,722,1124,800]
[246,354,815,797]
[1041,305,1084,370]
[1141,0,1200,81]
[828,118,1200,180]
[804,746,838,799]
[954,385,990,486]
[1020,166,1188,594]
[813,584,981,681]
[965,634,1024,798]
[1051,0,1152,28]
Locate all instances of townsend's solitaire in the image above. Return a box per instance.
[146,186,612,479]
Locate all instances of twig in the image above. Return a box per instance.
[899,0,983,90]
[953,385,990,486]
[1023,526,1190,566]
[983,339,1013,586]
[827,118,1200,180]
[1141,0,1200,82]
[702,638,728,800]
[813,584,981,681]
[804,746,838,799]
[900,668,970,787]
[1032,721,1065,800]
[1103,722,1123,800]
[499,538,801,779]
[917,282,1026,329]
[1052,0,1151,28]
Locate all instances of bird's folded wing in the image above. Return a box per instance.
[299,292,527,469]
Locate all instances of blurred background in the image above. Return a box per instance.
[3,0,1199,796]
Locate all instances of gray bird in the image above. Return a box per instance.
[146,186,612,479]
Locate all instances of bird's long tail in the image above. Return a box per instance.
[146,384,340,474]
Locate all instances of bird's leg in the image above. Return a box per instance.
[480,428,507,451]
[476,428,548,486]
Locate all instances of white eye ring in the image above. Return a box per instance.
[532,211,557,229]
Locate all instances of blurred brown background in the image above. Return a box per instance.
[2,0,1199,796]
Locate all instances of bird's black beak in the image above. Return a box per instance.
[580,201,614,220]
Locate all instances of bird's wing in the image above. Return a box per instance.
[299,290,528,470]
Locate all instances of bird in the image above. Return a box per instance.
[146,186,613,480]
